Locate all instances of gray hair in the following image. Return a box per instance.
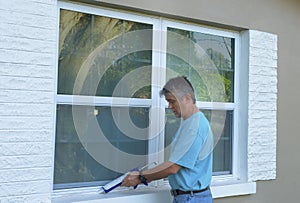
[160,76,196,103]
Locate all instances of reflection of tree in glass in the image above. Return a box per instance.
[167,28,234,102]
[97,50,151,98]
[58,9,152,98]
[54,105,95,185]
[56,10,153,188]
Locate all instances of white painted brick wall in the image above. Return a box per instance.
[248,30,278,181]
[0,0,57,202]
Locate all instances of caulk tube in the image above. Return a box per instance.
[100,162,156,193]
[101,172,130,193]
[101,167,139,194]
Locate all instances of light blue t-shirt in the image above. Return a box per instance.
[168,112,213,191]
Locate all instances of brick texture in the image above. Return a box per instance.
[0,0,57,202]
[248,30,278,181]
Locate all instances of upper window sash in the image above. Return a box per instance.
[161,20,239,104]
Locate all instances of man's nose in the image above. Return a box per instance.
[168,103,173,109]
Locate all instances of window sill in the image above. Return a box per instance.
[212,182,256,198]
[52,182,256,203]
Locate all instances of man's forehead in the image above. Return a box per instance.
[165,93,178,100]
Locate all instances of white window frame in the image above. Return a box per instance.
[55,2,162,183]
[159,20,245,186]
[53,0,251,199]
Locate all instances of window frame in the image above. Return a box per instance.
[53,0,246,191]
[160,20,243,185]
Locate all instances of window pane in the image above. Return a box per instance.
[164,109,232,174]
[166,27,234,102]
[54,104,149,188]
[58,9,152,98]
[202,110,233,175]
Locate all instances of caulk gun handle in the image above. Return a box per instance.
[133,173,148,189]
[133,181,148,189]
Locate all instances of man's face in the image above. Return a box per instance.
[165,93,183,118]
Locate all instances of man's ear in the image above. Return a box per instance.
[186,93,194,103]
[184,93,193,103]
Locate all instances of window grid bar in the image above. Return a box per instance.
[162,101,235,110]
[56,94,152,107]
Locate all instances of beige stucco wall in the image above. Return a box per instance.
[83,0,300,202]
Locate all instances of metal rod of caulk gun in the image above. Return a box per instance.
[139,161,157,172]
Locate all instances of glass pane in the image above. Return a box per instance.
[164,109,181,160]
[58,9,152,98]
[166,27,234,102]
[54,104,149,188]
[202,110,233,175]
[164,109,232,174]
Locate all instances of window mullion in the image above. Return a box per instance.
[158,19,168,164]
[147,19,170,170]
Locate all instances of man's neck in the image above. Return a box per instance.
[182,104,199,120]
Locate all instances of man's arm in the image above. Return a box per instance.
[121,161,181,187]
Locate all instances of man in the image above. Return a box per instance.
[121,76,213,203]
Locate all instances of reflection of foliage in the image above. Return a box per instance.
[58,9,152,98]
[206,48,233,101]
[167,29,234,102]
[56,9,235,187]
[168,27,196,43]
[167,54,232,102]
[54,105,95,184]
[98,50,152,98]
[56,9,152,188]
[220,75,232,102]
[55,105,149,186]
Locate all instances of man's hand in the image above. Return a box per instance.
[121,171,141,187]
[121,161,181,188]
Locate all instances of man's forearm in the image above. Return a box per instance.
[121,161,181,187]
[142,161,181,183]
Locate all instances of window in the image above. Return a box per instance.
[54,2,240,190]
[163,23,236,177]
